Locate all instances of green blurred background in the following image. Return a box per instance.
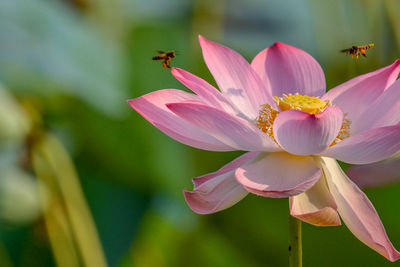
[0,0,400,266]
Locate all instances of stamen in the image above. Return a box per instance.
[256,104,279,137]
[330,114,351,146]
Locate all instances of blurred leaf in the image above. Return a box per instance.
[385,0,400,53]
[32,133,107,267]
[0,167,43,224]
[0,85,30,142]
[80,173,150,266]
[0,0,127,117]
[0,242,13,267]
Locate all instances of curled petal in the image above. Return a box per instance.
[235,152,321,198]
[322,60,400,125]
[273,107,343,156]
[290,176,341,226]
[323,124,400,164]
[346,155,400,188]
[251,42,326,97]
[167,101,280,152]
[192,152,259,192]
[128,89,234,151]
[184,152,258,214]
[199,35,274,119]
[315,157,400,262]
[171,68,238,115]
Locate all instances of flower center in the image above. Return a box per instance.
[274,93,329,114]
[256,93,351,146]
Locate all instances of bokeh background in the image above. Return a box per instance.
[1,0,400,266]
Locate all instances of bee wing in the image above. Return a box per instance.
[157,50,165,54]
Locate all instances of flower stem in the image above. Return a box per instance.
[289,215,302,267]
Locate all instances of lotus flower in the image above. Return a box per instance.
[128,36,400,261]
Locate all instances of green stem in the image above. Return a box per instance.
[289,215,302,267]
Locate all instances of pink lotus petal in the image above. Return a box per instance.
[322,124,400,164]
[273,107,343,156]
[316,157,400,262]
[251,42,326,97]
[290,177,341,226]
[235,152,321,198]
[167,101,280,152]
[127,89,234,151]
[184,152,258,214]
[352,78,400,134]
[346,155,400,188]
[199,35,274,119]
[322,60,400,125]
[171,67,238,115]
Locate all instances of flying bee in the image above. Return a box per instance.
[152,50,176,68]
[341,43,374,60]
